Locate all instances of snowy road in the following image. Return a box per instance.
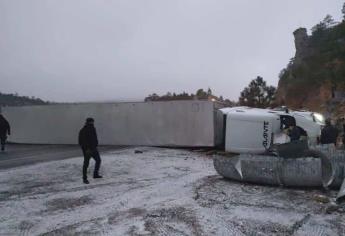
[0,144,125,170]
[0,147,344,235]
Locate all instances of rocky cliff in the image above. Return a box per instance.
[275,21,345,118]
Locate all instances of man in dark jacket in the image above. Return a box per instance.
[284,119,306,142]
[321,119,338,145]
[343,124,345,149]
[0,114,11,152]
[78,117,102,184]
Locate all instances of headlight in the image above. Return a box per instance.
[313,113,325,124]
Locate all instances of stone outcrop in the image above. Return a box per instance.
[275,22,345,119]
[293,28,310,63]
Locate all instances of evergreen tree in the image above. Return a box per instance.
[311,21,327,35]
[207,87,212,95]
[323,14,336,28]
[196,89,207,99]
[239,76,276,108]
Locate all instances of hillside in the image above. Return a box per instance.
[275,19,345,118]
[0,92,49,107]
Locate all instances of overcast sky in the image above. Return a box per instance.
[0,0,344,102]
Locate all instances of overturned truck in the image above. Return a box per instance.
[214,107,345,200]
[3,102,344,198]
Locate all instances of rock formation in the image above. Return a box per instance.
[275,22,345,119]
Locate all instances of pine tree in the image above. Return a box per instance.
[239,76,276,108]
[323,14,336,28]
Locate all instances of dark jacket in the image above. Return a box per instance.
[0,116,10,137]
[288,126,301,141]
[78,124,98,150]
[320,124,338,145]
[297,126,308,137]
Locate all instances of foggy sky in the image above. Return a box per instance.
[0,0,344,102]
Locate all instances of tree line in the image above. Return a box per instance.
[0,92,50,107]
[144,88,235,107]
[145,76,277,108]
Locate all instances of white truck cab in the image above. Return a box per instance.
[220,107,325,154]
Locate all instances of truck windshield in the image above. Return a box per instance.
[280,115,296,130]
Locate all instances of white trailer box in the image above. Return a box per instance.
[2,101,220,147]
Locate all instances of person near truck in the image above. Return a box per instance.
[343,124,345,149]
[78,117,102,184]
[320,119,339,146]
[284,119,308,142]
[0,114,11,152]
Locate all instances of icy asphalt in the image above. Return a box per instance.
[0,144,125,170]
[0,147,345,235]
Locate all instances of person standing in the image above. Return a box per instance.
[78,117,102,184]
[284,120,302,142]
[0,114,11,152]
[320,119,339,146]
[342,124,345,149]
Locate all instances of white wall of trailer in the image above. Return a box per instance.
[2,101,219,147]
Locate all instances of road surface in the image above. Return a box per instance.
[0,144,126,170]
[1,147,344,235]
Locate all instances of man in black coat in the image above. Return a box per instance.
[321,119,339,146]
[343,124,345,149]
[0,114,11,152]
[78,117,102,184]
[284,119,307,142]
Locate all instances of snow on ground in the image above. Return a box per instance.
[0,147,345,235]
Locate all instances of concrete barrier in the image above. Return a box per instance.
[2,101,220,147]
